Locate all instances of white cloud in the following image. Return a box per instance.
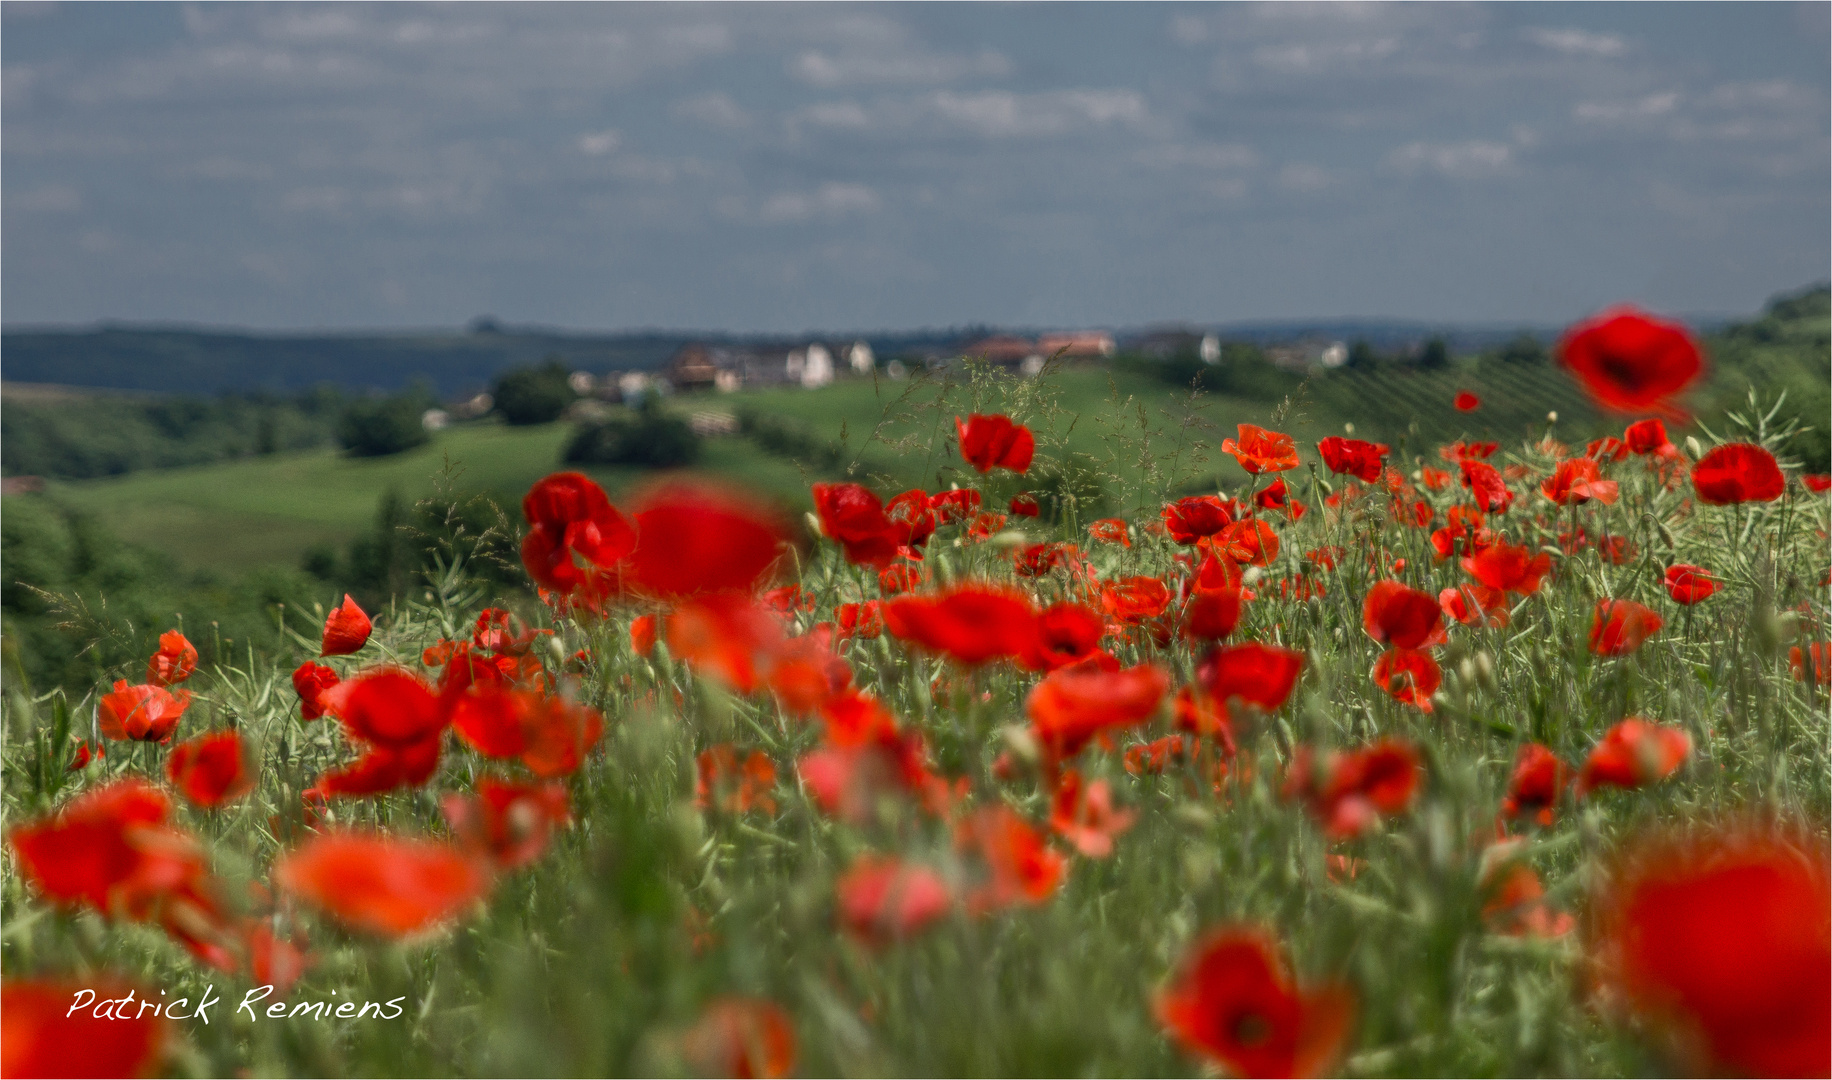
[1252,36,1399,73]
[9,184,82,212]
[755,182,881,223]
[790,46,1009,87]
[1138,142,1260,171]
[673,91,750,130]
[1387,140,1512,178]
[1278,163,1331,192]
[1524,27,1627,57]
[577,130,621,156]
[800,101,873,130]
[1574,92,1679,123]
[928,89,1147,138]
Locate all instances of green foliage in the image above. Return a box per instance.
[493,359,577,426]
[1346,339,1380,370]
[564,400,702,469]
[1701,285,1830,470]
[337,393,433,458]
[736,409,847,471]
[2,386,346,481]
[1418,337,1450,370]
[1119,342,1301,402]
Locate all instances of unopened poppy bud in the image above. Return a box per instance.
[986,530,1031,549]
[1457,658,1477,686]
[1685,436,1704,459]
[805,511,825,537]
[1343,422,1356,435]
[1546,411,1558,423]
[1474,651,1497,692]
[1001,724,1041,768]
[1241,566,1265,587]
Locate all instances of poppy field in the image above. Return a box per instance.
[3,306,1829,1079]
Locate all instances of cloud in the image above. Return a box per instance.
[927,89,1148,138]
[577,130,621,156]
[797,101,873,131]
[673,91,751,129]
[1524,27,1627,57]
[1277,163,1331,192]
[789,46,1009,87]
[754,182,881,223]
[1251,36,1400,73]
[1574,92,1679,123]
[1386,140,1513,178]
[9,184,82,212]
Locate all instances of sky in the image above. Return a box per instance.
[3,1,1827,333]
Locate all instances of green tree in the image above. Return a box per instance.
[564,398,700,468]
[337,394,431,457]
[1347,339,1380,370]
[493,358,576,426]
[1419,337,1450,370]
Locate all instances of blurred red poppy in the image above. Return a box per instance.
[146,629,198,687]
[1372,648,1441,712]
[1541,458,1619,506]
[67,739,102,770]
[1220,520,1281,566]
[166,730,256,809]
[1361,580,1446,650]
[1577,718,1690,795]
[1557,306,1705,413]
[1317,436,1389,481]
[1222,424,1300,474]
[7,779,205,919]
[928,487,984,523]
[1461,540,1552,596]
[630,614,658,657]
[1586,436,1630,462]
[1441,440,1499,462]
[885,489,939,546]
[1662,564,1716,605]
[1088,517,1132,546]
[1790,642,1831,685]
[1439,584,1510,628]
[1162,496,1234,544]
[97,680,191,742]
[1049,769,1136,858]
[812,482,901,567]
[1454,391,1480,411]
[452,686,604,778]
[246,924,312,997]
[312,737,444,798]
[1100,575,1173,625]
[1254,478,1307,521]
[1459,459,1514,513]
[1198,642,1304,715]
[1501,743,1571,827]
[520,472,637,595]
[1285,740,1424,840]
[275,831,492,937]
[1418,466,1454,491]
[877,563,924,595]
[319,594,374,656]
[1803,473,1831,495]
[665,594,787,693]
[958,805,1065,911]
[1184,587,1244,642]
[835,854,953,944]
[682,997,798,1080]
[1014,541,1078,577]
[884,584,1037,665]
[696,745,778,815]
[1691,443,1786,505]
[965,511,1008,541]
[834,600,883,640]
[1008,491,1041,517]
[1125,733,1194,775]
[441,777,571,872]
[956,413,1035,473]
[1020,601,1106,672]
[1156,926,1355,1080]
[624,481,787,599]
[2,977,169,1080]
[326,667,446,749]
[1589,599,1664,657]
[1027,662,1169,761]
[1623,418,1673,455]
[1589,827,1829,1077]
[1480,845,1573,939]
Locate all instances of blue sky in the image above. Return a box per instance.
[3,2,1826,332]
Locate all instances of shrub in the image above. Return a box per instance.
[493,359,576,426]
[563,400,700,469]
[337,394,431,457]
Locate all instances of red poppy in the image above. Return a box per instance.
[630,614,658,657]
[1316,436,1389,482]
[1587,436,1630,462]
[275,831,492,937]
[97,680,191,742]
[1100,576,1173,625]
[145,629,198,687]
[834,600,883,640]
[1429,505,1489,560]
[325,667,445,749]
[835,854,953,944]
[1623,418,1673,455]
[1441,440,1499,462]
[1454,391,1480,411]
[878,563,924,595]
[1479,844,1574,939]
[520,472,637,594]
[1014,541,1078,577]
[885,489,939,546]
[1162,496,1235,544]
[1361,581,1446,650]
[965,511,1008,541]
[623,481,787,599]
[1020,601,1106,672]
[1008,492,1041,517]
[1557,306,1705,413]
[311,737,444,799]
[696,745,779,815]
[664,594,787,693]
[1254,478,1307,521]
[810,482,902,567]
[1418,466,1453,491]
[441,777,571,872]
[1791,642,1831,685]
[1222,424,1300,474]
[681,997,798,1080]
[1198,643,1304,715]
[927,487,984,524]
[884,584,1037,665]
[247,924,313,996]
[1027,662,1169,761]
[1541,457,1619,506]
[1049,769,1137,858]
[1501,743,1570,827]
[1125,734,1194,775]
[1220,520,1280,566]
[67,740,102,770]
[1691,443,1786,505]
[1372,648,1441,712]
[958,805,1065,911]
[1284,740,1423,840]
[1088,517,1132,546]
[1184,587,1244,642]
[1438,584,1509,628]
[165,730,256,809]
[1,977,170,1080]
[451,686,604,777]
[956,413,1035,474]
[1156,926,1356,1080]
[1662,564,1716,605]
[1459,459,1514,513]
[1589,828,1829,1078]
[1803,474,1831,495]
[1461,540,1552,596]
[1589,599,1664,657]
[798,728,942,825]
[7,779,205,919]
[765,626,854,715]
[320,594,374,656]
[1577,718,1690,796]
